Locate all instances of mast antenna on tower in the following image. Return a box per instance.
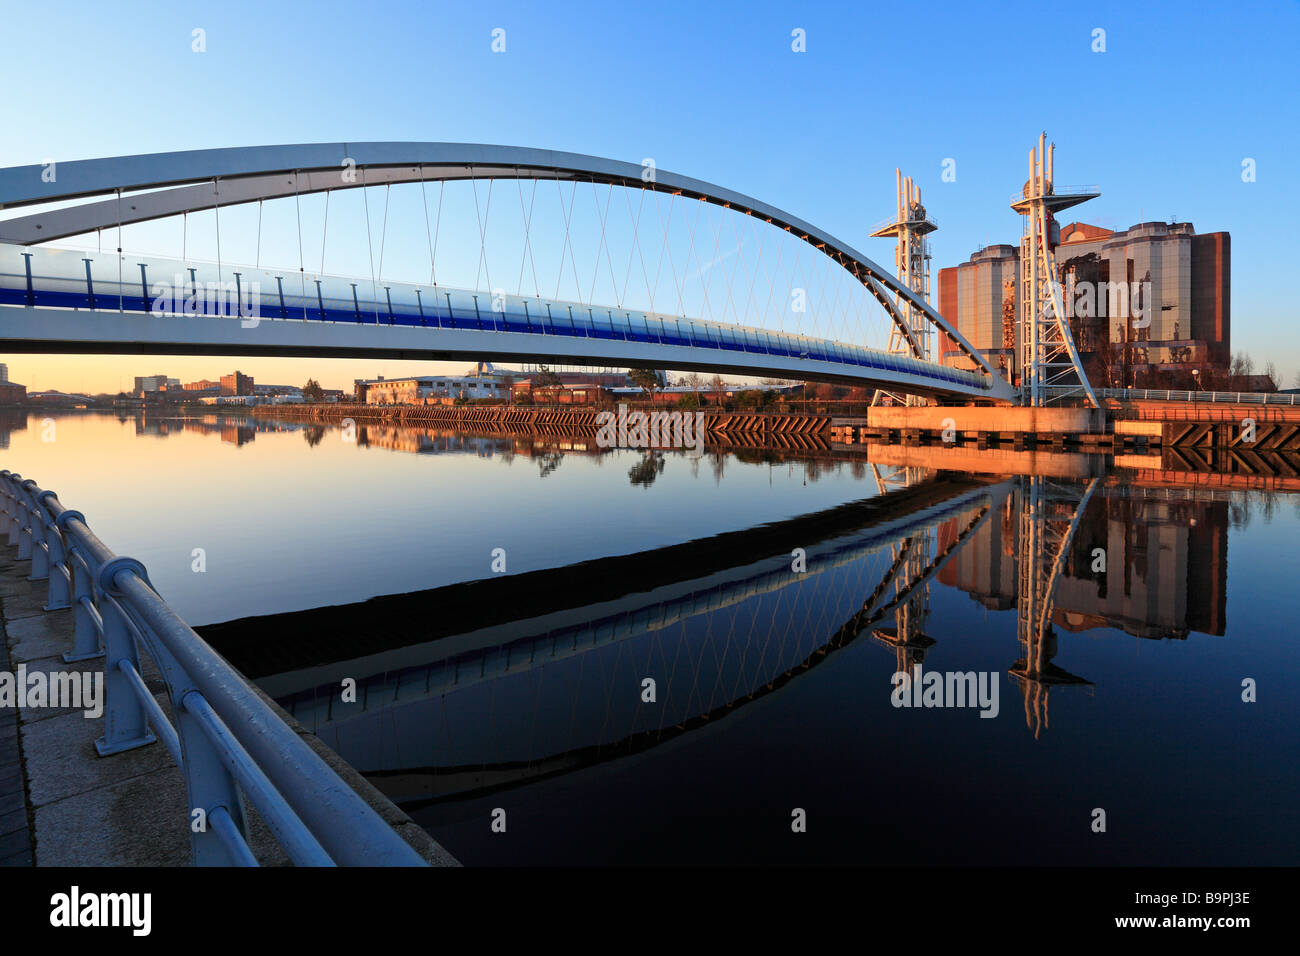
[869,169,938,406]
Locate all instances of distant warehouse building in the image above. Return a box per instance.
[937,220,1229,381]
[512,381,612,404]
[0,380,26,404]
[0,362,24,403]
[360,365,512,405]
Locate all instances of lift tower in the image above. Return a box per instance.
[870,170,937,407]
[1011,134,1100,407]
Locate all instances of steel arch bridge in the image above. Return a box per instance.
[0,143,1015,401]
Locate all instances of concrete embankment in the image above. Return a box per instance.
[0,539,458,866]
[254,402,830,436]
[1108,400,1300,450]
[256,399,1300,451]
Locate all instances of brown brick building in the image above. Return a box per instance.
[938,220,1230,383]
[220,371,254,396]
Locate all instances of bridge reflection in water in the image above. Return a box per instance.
[197,448,1232,808]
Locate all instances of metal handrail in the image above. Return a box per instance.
[1,242,991,393]
[1008,184,1101,204]
[0,469,428,867]
[867,212,939,235]
[1098,387,1299,407]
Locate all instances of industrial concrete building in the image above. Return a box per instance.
[134,374,181,396]
[938,220,1230,382]
[359,364,513,405]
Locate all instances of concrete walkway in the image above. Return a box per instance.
[0,540,457,866]
[0,573,32,866]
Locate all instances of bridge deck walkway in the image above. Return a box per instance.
[0,242,997,398]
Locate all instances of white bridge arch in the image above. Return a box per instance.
[0,143,1013,401]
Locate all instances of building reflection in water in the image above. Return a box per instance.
[0,409,26,449]
[938,477,1229,736]
[126,410,302,446]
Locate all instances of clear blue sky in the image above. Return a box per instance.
[2,0,1297,389]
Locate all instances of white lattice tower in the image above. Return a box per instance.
[1011,134,1100,408]
[869,169,936,407]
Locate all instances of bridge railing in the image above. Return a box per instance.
[0,469,428,867]
[1098,387,1299,407]
[1009,184,1101,204]
[867,212,939,235]
[0,242,993,393]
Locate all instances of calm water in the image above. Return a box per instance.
[3,410,1298,865]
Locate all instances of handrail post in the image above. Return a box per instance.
[16,480,38,560]
[0,472,17,543]
[27,491,52,581]
[63,521,106,662]
[112,578,257,865]
[168,679,252,865]
[102,571,250,867]
[94,559,158,757]
[114,572,424,866]
[42,512,72,611]
[6,475,23,546]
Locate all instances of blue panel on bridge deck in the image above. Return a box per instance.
[0,243,1001,397]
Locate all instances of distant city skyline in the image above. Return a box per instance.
[3,0,1296,392]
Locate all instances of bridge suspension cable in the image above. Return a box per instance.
[361,167,378,323]
[378,183,390,292]
[320,188,329,275]
[0,144,1018,399]
[112,188,120,312]
[294,170,306,311]
[212,179,222,287]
